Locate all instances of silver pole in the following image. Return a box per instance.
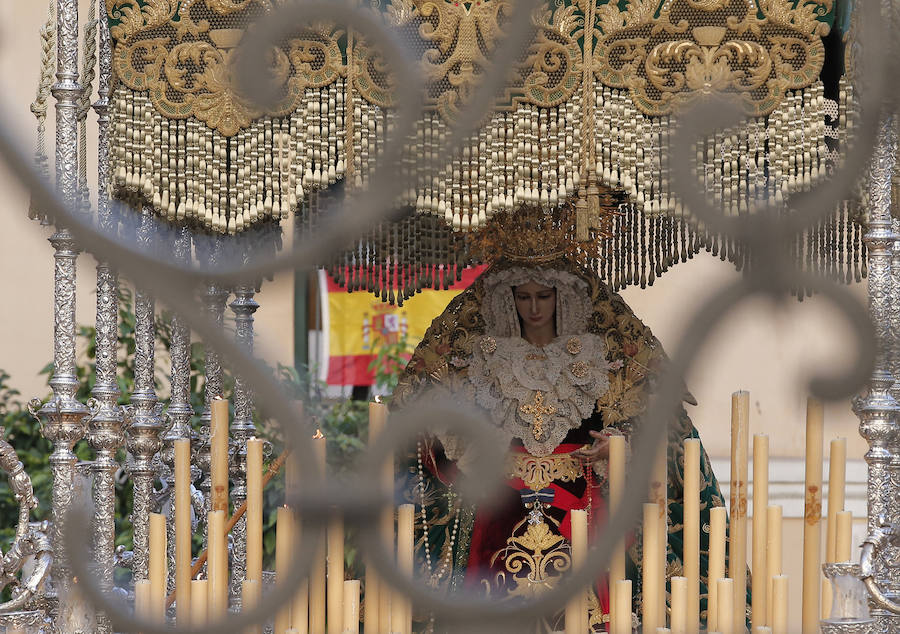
[124,207,163,583]
[228,275,260,596]
[160,226,194,594]
[33,0,89,624]
[86,13,120,634]
[856,112,900,633]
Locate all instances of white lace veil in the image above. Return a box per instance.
[480,266,593,338]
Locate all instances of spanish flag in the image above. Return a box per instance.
[320,266,485,385]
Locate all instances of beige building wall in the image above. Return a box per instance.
[0,3,875,631]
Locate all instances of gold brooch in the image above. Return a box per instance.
[566,336,582,355]
[571,361,589,378]
[480,336,497,354]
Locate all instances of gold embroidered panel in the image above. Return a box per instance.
[593,0,831,117]
[108,0,344,136]
[353,0,584,121]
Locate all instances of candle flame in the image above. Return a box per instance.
[374,395,383,403]
[313,428,325,439]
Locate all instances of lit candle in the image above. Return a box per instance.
[835,511,853,562]
[191,579,208,627]
[243,578,261,634]
[802,398,823,634]
[683,438,700,631]
[275,506,294,634]
[369,400,393,634]
[327,517,345,634]
[642,503,660,634]
[822,437,847,618]
[765,505,783,627]
[751,434,769,631]
[149,512,167,620]
[670,576,687,634]
[708,506,727,632]
[207,509,228,619]
[343,580,360,634]
[565,509,588,634]
[210,398,230,513]
[729,391,749,634]
[613,579,632,634]
[175,438,192,625]
[772,575,789,634]
[716,578,734,634]
[247,438,264,584]
[608,433,626,616]
[310,430,327,634]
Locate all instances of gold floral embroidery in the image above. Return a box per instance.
[508,453,582,491]
[490,519,572,599]
[571,360,589,379]
[566,336,582,355]
[593,0,829,117]
[109,0,344,136]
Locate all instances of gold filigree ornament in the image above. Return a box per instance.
[570,360,589,378]
[490,518,572,599]
[519,391,557,441]
[593,0,830,117]
[109,1,344,135]
[566,336,582,355]
[508,453,582,491]
[352,0,583,121]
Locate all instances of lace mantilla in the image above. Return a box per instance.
[481,267,592,338]
[463,333,612,457]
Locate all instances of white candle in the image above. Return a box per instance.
[175,438,192,625]
[729,391,749,634]
[642,503,660,633]
[708,506,727,632]
[247,437,264,584]
[342,580,360,634]
[327,517,345,634]
[822,437,847,619]
[396,504,415,634]
[766,504,783,627]
[207,510,228,619]
[608,433,626,618]
[683,439,700,632]
[670,576,687,634]
[751,434,769,631]
[651,445,668,624]
[717,578,734,634]
[772,575,789,634]
[275,506,294,634]
[613,579,632,634]
[369,401,394,634]
[210,398,230,513]
[802,398,823,634]
[135,579,152,622]
[149,512,167,621]
[191,579,208,627]
[565,509,588,634]
[835,511,853,562]
[243,578,261,634]
[309,431,327,634]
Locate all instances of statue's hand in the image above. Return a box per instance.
[571,430,612,463]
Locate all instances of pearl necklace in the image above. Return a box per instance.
[416,441,461,586]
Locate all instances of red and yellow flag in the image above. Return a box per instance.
[320,266,485,385]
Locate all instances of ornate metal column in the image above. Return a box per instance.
[196,237,229,548]
[228,274,260,595]
[85,15,120,634]
[160,226,194,592]
[124,208,163,583]
[855,112,900,634]
[30,0,90,622]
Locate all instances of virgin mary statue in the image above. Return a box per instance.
[390,205,745,631]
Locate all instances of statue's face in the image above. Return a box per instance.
[513,282,556,333]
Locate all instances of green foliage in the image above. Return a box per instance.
[367,335,412,395]
[0,290,408,585]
